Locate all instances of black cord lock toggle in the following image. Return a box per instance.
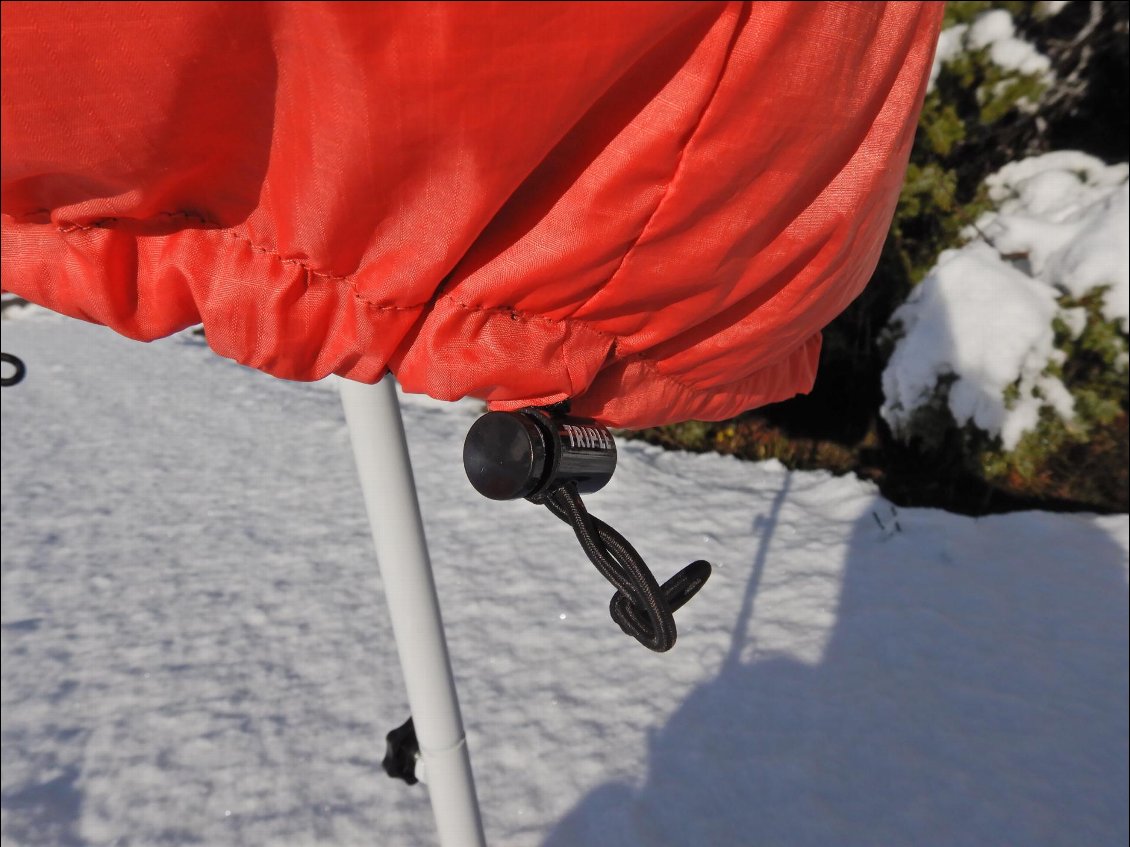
[383,716,421,785]
[463,407,711,652]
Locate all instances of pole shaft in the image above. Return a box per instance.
[339,375,486,847]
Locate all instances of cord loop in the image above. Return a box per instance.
[532,482,710,652]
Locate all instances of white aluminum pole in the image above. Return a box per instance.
[339,375,487,847]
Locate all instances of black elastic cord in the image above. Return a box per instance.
[532,482,711,652]
[1,353,25,387]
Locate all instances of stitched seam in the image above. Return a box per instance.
[219,229,353,282]
[4,211,786,396]
[5,211,625,324]
[4,211,425,312]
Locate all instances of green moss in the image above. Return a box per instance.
[637,420,713,453]
[921,102,967,158]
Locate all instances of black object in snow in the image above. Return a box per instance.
[1,353,25,387]
[463,407,710,652]
[383,716,420,785]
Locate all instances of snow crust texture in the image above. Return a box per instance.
[882,152,1129,449]
[929,9,1053,93]
[2,320,1128,847]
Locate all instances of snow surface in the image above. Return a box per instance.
[983,152,1130,330]
[928,10,1052,93]
[2,318,1128,847]
[928,24,969,92]
[882,152,1129,450]
[968,10,1052,78]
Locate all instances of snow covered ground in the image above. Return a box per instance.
[2,317,1127,847]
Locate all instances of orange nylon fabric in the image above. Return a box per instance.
[1,1,942,427]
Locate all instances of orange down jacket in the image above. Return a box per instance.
[1,1,942,427]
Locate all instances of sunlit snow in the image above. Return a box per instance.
[2,317,1127,846]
